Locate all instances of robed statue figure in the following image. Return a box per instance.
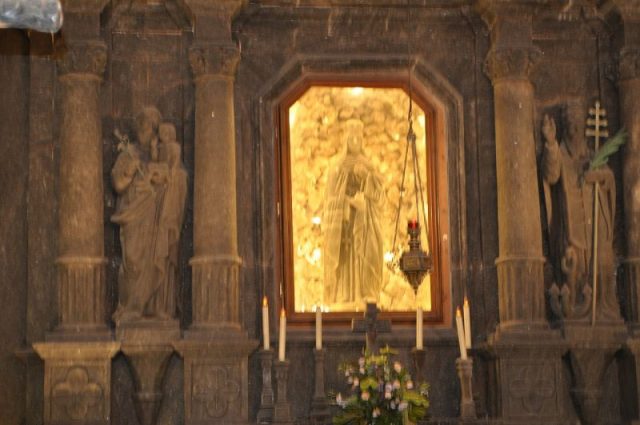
[323,119,385,309]
[541,101,620,321]
[111,107,187,324]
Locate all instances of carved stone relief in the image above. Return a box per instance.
[111,107,187,325]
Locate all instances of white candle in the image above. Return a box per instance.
[416,306,423,350]
[262,297,270,350]
[463,297,472,349]
[455,307,467,360]
[315,305,322,350]
[278,308,286,361]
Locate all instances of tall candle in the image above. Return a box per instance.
[463,297,471,349]
[262,297,270,350]
[278,308,287,361]
[315,305,322,350]
[416,306,423,349]
[455,307,467,360]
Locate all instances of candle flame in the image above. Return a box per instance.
[463,297,468,307]
[456,307,462,317]
[263,296,268,307]
[280,307,286,317]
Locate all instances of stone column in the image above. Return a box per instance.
[187,42,243,334]
[53,41,109,339]
[483,31,546,330]
[479,3,568,423]
[175,4,258,424]
[617,4,640,329]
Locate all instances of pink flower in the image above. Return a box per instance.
[393,361,402,373]
[372,408,381,418]
[352,377,359,388]
[385,391,392,399]
[393,379,401,389]
[399,401,408,411]
[361,391,370,401]
[406,380,414,390]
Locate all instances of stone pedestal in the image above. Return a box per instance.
[175,338,258,425]
[33,342,120,425]
[52,41,110,341]
[487,328,568,425]
[118,321,180,425]
[564,323,626,425]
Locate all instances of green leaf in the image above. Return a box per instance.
[590,129,627,170]
[360,377,378,391]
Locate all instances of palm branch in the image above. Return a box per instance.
[589,129,627,170]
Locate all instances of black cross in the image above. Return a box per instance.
[351,303,391,353]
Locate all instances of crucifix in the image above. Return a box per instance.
[351,303,391,353]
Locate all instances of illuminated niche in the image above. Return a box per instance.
[284,85,435,314]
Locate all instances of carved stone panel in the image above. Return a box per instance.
[175,338,258,425]
[502,360,561,417]
[33,342,120,425]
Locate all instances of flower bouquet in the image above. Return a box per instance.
[332,346,429,425]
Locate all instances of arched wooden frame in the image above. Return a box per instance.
[274,76,450,326]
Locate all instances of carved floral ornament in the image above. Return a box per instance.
[52,366,104,420]
[483,47,541,82]
[188,44,240,79]
[192,365,241,419]
[56,42,107,78]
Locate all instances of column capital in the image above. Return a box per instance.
[484,47,541,83]
[189,43,240,80]
[57,41,107,79]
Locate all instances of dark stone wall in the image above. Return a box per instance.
[0,2,633,424]
[0,28,29,425]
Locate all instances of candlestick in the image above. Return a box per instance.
[315,306,322,350]
[455,307,467,360]
[416,306,423,349]
[456,358,477,419]
[463,297,471,349]
[257,349,275,423]
[263,297,270,350]
[278,308,286,361]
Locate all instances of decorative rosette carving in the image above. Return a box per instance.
[619,47,640,81]
[57,42,107,78]
[483,47,541,82]
[189,44,240,79]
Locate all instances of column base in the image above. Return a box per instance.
[486,327,569,425]
[33,341,120,425]
[174,333,258,425]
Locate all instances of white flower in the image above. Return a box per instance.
[393,361,402,373]
[406,380,414,390]
[399,401,408,411]
[385,391,392,399]
[336,393,344,407]
[361,391,370,401]
[393,379,401,389]
[372,408,381,418]
[385,383,393,392]
[390,401,396,409]
[358,357,365,367]
[352,377,359,388]
[359,367,365,374]
[347,376,353,384]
